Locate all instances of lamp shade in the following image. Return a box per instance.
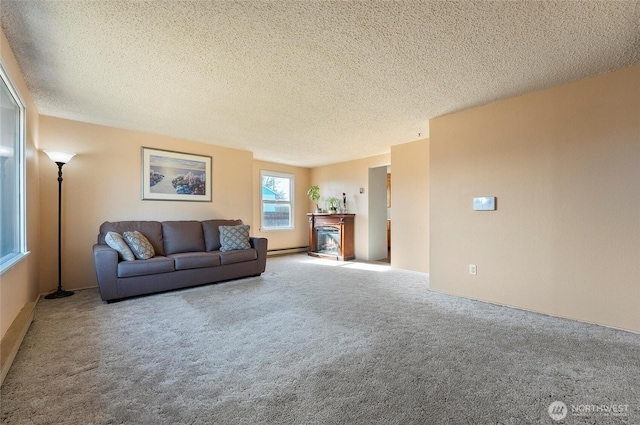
[44,150,76,164]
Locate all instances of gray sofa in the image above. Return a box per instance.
[93,219,267,302]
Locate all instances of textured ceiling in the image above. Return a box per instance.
[1,1,639,167]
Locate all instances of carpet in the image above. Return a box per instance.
[1,254,638,424]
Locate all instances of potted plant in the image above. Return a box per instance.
[307,185,321,212]
[325,196,341,213]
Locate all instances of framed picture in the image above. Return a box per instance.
[141,147,212,201]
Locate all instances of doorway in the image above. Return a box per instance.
[368,165,389,262]
[386,171,391,262]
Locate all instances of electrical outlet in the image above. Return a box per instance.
[469,264,477,275]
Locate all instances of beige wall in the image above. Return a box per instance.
[390,138,429,273]
[0,28,41,339]
[252,160,310,251]
[310,153,390,261]
[430,65,640,332]
[38,116,254,292]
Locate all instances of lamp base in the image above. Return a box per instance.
[45,289,74,299]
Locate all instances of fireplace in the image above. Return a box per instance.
[315,226,340,254]
[307,213,355,261]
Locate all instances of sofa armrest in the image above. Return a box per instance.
[250,237,268,273]
[93,244,119,301]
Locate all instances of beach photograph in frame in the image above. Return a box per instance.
[141,147,212,201]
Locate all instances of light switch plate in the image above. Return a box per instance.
[473,197,496,211]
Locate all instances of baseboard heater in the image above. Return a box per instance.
[1,301,36,386]
[267,246,308,257]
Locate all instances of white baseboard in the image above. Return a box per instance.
[1,300,37,386]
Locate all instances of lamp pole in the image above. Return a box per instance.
[44,150,76,299]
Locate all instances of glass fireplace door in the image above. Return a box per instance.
[315,225,341,255]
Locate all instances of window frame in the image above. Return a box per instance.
[260,170,295,232]
[0,58,28,275]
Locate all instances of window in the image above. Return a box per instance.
[0,60,26,274]
[261,170,294,231]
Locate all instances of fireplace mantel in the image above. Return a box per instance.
[307,213,355,261]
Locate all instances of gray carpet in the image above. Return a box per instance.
[1,254,638,425]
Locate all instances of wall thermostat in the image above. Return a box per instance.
[473,197,496,211]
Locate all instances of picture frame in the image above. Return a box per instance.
[141,147,212,201]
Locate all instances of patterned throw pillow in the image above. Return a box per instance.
[123,230,155,260]
[219,225,251,252]
[104,231,135,261]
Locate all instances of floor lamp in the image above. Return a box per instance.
[44,150,76,299]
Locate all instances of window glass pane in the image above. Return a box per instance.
[261,175,290,201]
[0,66,22,268]
[262,203,291,228]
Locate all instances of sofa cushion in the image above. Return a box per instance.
[117,256,175,278]
[99,221,165,256]
[162,221,206,255]
[202,219,243,251]
[168,252,221,270]
[219,248,257,265]
[219,225,251,252]
[104,232,135,261]
[123,231,155,260]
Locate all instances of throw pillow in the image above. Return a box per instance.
[219,225,251,252]
[123,230,155,260]
[104,231,135,261]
